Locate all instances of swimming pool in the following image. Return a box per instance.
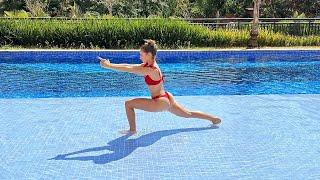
[1,50,320,98]
[1,50,320,179]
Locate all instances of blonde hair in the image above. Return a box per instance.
[140,39,157,57]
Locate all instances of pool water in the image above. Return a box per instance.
[1,50,320,98]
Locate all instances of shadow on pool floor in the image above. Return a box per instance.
[49,126,218,164]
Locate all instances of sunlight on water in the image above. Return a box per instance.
[1,51,320,98]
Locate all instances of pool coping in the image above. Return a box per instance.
[0,47,319,52]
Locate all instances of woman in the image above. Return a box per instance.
[99,39,221,135]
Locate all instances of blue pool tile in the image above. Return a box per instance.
[1,95,320,179]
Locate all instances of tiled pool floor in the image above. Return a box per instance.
[1,95,319,179]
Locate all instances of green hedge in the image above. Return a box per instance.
[0,18,319,48]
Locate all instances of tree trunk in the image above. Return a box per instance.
[247,0,261,49]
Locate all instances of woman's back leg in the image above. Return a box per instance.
[168,101,221,124]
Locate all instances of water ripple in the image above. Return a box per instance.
[1,51,320,98]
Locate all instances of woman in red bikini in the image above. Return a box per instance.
[99,39,221,135]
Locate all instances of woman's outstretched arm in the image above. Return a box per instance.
[98,56,151,76]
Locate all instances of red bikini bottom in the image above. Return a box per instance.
[152,92,170,100]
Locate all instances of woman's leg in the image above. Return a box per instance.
[122,97,170,134]
[168,101,221,124]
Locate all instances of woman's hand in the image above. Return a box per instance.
[98,56,111,68]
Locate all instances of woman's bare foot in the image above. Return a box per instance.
[119,130,137,135]
[211,117,222,125]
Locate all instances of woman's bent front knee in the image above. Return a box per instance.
[125,99,133,108]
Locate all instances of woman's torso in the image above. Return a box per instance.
[143,63,166,97]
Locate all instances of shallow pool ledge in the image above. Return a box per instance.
[0,94,319,179]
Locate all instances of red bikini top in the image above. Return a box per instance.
[143,63,164,86]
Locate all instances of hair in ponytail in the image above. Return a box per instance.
[140,39,157,57]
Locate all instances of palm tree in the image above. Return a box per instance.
[247,0,261,48]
